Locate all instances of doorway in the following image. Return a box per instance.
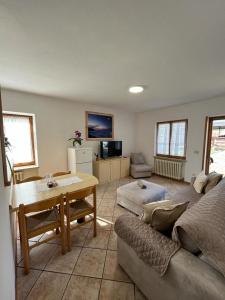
[204,116,225,175]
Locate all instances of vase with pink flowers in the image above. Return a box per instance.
[68,130,83,148]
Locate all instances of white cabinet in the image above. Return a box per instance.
[68,148,93,175]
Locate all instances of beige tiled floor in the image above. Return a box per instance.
[17,175,186,300]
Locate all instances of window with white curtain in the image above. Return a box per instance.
[156,120,188,158]
[3,112,37,167]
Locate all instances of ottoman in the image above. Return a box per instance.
[117,180,168,215]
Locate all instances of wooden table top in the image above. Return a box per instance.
[12,173,98,212]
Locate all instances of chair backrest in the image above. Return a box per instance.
[131,153,146,165]
[18,176,43,184]
[19,194,64,215]
[52,171,71,177]
[65,186,94,202]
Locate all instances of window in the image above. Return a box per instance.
[156,120,188,159]
[3,112,37,168]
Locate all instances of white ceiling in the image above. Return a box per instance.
[1,0,225,112]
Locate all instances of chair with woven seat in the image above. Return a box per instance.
[65,186,97,251]
[17,176,43,184]
[53,171,71,177]
[18,195,65,274]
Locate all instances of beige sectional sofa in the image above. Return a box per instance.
[115,175,225,300]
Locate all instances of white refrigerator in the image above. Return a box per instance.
[68,148,93,175]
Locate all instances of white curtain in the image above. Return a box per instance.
[170,122,185,156]
[157,123,170,155]
[3,115,34,165]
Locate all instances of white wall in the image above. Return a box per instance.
[0,190,15,300]
[135,95,225,182]
[0,142,4,188]
[0,145,15,300]
[2,89,135,176]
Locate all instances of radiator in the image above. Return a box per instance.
[14,171,24,183]
[154,157,184,180]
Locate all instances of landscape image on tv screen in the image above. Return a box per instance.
[86,112,113,139]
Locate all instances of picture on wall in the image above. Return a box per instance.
[85,111,114,140]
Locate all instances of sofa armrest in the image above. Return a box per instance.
[115,214,180,275]
[117,237,225,300]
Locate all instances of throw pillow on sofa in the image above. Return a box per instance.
[143,200,188,232]
[204,171,223,193]
[193,171,208,193]
[143,200,171,223]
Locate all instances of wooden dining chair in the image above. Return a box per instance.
[65,186,97,251]
[52,171,71,177]
[17,176,43,184]
[18,195,65,274]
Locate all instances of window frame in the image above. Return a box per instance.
[3,112,37,168]
[156,119,188,160]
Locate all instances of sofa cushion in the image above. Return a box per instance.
[131,153,145,164]
[193,171,208,193]
[204,172,223,193]
[131,164,152,172]
[143,200,171,222]
[143,200,188,232]
[176,227,200,254]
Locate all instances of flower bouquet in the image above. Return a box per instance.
[68,130,83,147]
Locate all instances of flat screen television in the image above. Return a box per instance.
[100,141,122,159]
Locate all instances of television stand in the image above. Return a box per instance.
[93,157,130,184]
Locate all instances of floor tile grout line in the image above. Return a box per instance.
[98,239,109,299]
[60,272,73,300]
[19,243,60,271]
[19,265,134,285]
[18,246,118,272]
[24,269,44,300]
[69,227,91,279]
[48,242,83,299]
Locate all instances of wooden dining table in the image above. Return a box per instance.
[11,172,99,212]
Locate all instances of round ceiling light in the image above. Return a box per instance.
[128,86,144,94]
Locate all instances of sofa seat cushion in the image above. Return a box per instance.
[172,185,202,207]
[131,164,152,172]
